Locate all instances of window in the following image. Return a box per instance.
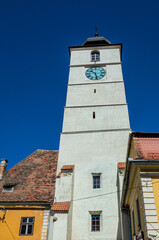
[93,176,100,189]
[91,215,100,231]
[20,217,34,235]
[93,112,95,119]
[91,51,100,61]
[3,185,14,192]
[136,198,141,226]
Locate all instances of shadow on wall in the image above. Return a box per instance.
[116,171,122,240]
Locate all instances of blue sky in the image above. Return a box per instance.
[0,0,159,169]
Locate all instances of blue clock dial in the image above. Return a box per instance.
[85,67,106,80]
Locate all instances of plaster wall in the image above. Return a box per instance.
[70,48,121,66]
[66,82,126,107]
[0,208,44,240]
[62,105,130,132]
[50,213,68,240]
[53,43,130,240]
[57,130,130,239]
[55,173,74,202]
[68,64,123,85]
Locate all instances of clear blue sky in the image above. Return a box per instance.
[0,0,159,169]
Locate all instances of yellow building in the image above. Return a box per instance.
[121,132,159,240]
[0,150,58,240]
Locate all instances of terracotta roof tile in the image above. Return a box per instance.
[51,201,70,212]
[61,165,74,170]
[118,162,125,169]
[133,137,159,159]
[0,150,58,203]
[56,172,61,178]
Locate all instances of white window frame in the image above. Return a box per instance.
[89,211,102,232]
[92,173,102,189]
[91,50,100,62]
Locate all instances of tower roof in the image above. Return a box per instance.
[82,36,111,47]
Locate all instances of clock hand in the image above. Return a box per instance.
[94,72,98,79]
[90,70,98,79]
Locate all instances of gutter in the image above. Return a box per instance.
[0,202,51,208]
[128,158,159,163]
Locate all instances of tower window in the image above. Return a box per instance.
[94,89,96,93]
[91,215,100,231]
[93,112,95,119]
[93,176,100,189]
[91,51,100,62]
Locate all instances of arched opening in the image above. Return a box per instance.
[91,50,100,61]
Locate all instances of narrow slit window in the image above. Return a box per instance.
[94,89,96,93]
[93,112,95,119]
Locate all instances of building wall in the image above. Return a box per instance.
[66,82,126,107]
[152,178,159,223]
[70,47,121,66]
[54,44,130,240]
[123,161,159,240]
[124,167,147,240]
[62,105,129,132]
[0,207,44,240]
[49,213,68,240]
[141,175,159,239]
[68,64,123,85]
[151,177,159,235]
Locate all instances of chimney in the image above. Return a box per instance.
[0,159,8,180]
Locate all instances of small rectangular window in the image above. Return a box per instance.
[93,176,100,189]
[91,215,100,231]
[93,112,95,119]
[20,217,34,235]
[94,89,96,93]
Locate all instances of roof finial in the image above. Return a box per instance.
[95,26,98,37]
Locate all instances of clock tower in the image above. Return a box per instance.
[49,35,130,240]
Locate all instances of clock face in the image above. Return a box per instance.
[85,67,106,80]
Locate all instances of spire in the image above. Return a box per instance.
[95,26,98,37]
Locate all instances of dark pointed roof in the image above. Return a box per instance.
[82,36,111,47]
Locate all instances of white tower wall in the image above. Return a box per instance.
[51,42,130,240]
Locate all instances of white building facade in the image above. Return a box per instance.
[49,35,131,240]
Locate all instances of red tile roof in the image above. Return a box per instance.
[118,162,125,169]
[0,150,58,203]
[133,137,159,159]
[61,165,74,170]
[51,201,70,212]
[56,172,61,178]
